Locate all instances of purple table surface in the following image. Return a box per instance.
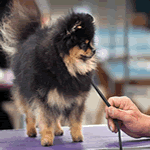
[0,124,150,150]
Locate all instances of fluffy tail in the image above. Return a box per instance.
[0,2,41,56]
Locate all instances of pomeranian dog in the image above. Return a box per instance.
[1,2,97,146]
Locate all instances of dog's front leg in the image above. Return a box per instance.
[69,103,85,142]
[37,108,55,146]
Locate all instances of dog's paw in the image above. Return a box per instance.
[40,128,54,146]
[27,128,37,138]
[55,129,64,136]
[41,137,53,147]
[72,134,83,142]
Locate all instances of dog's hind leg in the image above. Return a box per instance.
[26,110,37,138]
[54,118,64,136]
[12,86,37,137]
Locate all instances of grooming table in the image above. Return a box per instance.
[0,124,150,150]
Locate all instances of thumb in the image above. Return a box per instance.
[108,106,127,121]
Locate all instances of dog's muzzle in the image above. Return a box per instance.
[81,48,96,61]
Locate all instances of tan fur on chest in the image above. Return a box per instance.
[63,46,97,77]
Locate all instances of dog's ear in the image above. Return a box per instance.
[86,14,94,22]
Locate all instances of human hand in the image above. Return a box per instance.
[105,96,150,138]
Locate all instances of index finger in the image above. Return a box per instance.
[105,96,130,118]
[108,96,132,110]
[105,97,121,118]
[105,96,121,109]
[107,96,122,108]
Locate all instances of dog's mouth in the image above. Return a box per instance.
[80,49,95,61]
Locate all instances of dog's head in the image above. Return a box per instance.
[54,12,96,76]
[55,12,96,62]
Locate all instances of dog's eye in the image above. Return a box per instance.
[80,43,88,51]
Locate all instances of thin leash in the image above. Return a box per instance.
[90,78,123,150]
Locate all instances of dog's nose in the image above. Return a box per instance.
[92,48,96,54]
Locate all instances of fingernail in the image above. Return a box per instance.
[108,109,112,116]
[108,108,114,116]
[108,109,111,114]
[110,126,113,132]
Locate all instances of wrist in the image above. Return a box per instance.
[139,113,150,137]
